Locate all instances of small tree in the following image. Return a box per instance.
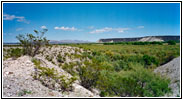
[16,29,49,57]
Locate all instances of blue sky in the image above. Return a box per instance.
[3,3,180,42]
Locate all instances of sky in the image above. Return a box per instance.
[3,3,180,42]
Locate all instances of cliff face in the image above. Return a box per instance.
[98,36,180,43]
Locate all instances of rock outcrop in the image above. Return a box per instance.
[154,57,180,97]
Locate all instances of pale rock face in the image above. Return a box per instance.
[154,57,180,97]
[139,37,164,42]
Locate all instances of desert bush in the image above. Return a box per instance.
[151,41,163,45]
[143,55,159,68]
[113,60,130,71]
[62,62,77,76]
[10,48,23,59]
[16,29,49,57]
[73,53,82,59]
[57,54,65,63]
[77,60,100,90]
[167,40,176,45]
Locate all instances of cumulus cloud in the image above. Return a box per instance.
[41,26,47,29]
[3,14,30,24]
[90,27,112,34]
[137,26,144,29]
[90,27,130,34]
[54,26,77,31]
[16,28,23,31]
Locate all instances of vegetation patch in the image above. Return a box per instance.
[67,43,179,97]
[32,58,77,92]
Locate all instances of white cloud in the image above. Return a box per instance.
[3,14,15,20]
[137,26,144,29]
[3,14,30,24]
[115,28,130,33]
[41,26,47,29]
[54,26,77,31]
[90,27,130,34]
[16,28,23,31]
[90,27,112,34]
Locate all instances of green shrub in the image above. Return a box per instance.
[167,40,176,45]
[113,60,130,71]
[16,29,49,57]
[57,54,64,63]
[62,62,77,76]
[143,55,159,68]
[10,48,23,59]
[151,41,163,45]
[77,60,100,90]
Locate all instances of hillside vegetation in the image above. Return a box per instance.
[3,42,180,97]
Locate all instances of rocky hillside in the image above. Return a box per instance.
[3,46,99,97]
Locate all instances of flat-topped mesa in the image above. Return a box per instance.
[98,36,180,43]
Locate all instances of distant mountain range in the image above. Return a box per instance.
[98,35,180,43]
[4,40,92,45]
[49,40,92,44]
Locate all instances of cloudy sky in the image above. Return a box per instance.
[3,3,180,42]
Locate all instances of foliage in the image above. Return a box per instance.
[3,48,23,60]
[57,54,65,63]
[16,29,49,57]
[167,40,176,45]
[17,89,32,96]
[68,44,179,97]
[29,43,179,97]
[10,48,23,59]
[142,55,159,68]
[96,64,171,97]
[76,60,100,90]
[62,62,78,76]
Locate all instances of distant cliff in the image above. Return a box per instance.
[98,36,180,43]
